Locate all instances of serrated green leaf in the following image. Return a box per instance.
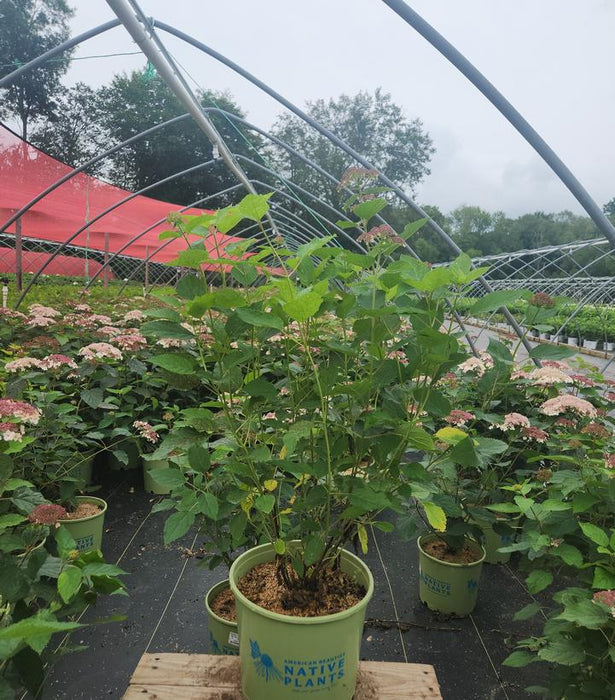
[198,493,219,520]
[236,307,283,329]
[558,599,610,629]
[57,566,82,603]
[235,193,272,221]
[176,275,206,300]
[526,570,553,594]
[254,494,275,514]
[283,292,323,322]
[141,320,194,339]
[592,567,615,589]
[513,602,542,621]
[529,344,576,361]
[503,650,536,667]
[150,353,195,375]
[470,290,529,314]
[148,468,184,490]
[80,388,103,409]
[579,522,609,548]
[163,511,195,545]
[423,502,447,532]
[537,636,585,665]
[357,524,368,554]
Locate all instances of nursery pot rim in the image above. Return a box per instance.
[417,533,486,568]
[205,578,237,627]
[58,495,107,524]
[229,542,374,626]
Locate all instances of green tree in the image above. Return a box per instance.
[270,89,434,210]
[603,198,615,218]
[29,83,106,173]
[97,69,263,206]
[0,0,74,140]
[447,205,496,256]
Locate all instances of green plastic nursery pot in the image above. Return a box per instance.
[205,580,239,656]
[229,543,373,700]
[143,458,171,495]
[418,534,485,616]
[59,496,107,552]
[475,518,518,565]
[107,441,141,471]
[73,456,93,488]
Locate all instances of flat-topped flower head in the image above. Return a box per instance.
[593,590,615,618]
[496,412,531,431]
[529,367,573,386]
[39,354,78,371]
[0,398,41,424]
[78,342,123,361]
[28,503,68,524]
[28,303,61,318]
[133,420,159,444]
[521,426,548,443]
[445,410,474,426]
[540,394,597,418]
[5,357,44,373]
[0,422,25,442]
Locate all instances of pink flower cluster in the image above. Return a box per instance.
[528,367,572,386]
[521,426,548,443]
[540,394,597,418]
[78,342,123,361]
[114,333,147,351]
[0,398,41,425]
[0,423,25,442]
[28,503,68,524]
[133,421,159,444]
[445,410,474,426]
[593,590,615,618]
[496,412,531,431]
[5,354,77,373]
[458,356,486,377]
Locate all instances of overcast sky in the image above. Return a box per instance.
[66,1,615,218]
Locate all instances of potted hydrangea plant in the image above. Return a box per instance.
[143,175,485,698]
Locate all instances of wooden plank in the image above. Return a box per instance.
[125,653,442,699]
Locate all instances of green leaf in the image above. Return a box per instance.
[434,427,467,445]
[579,522,609,548]
[526,570,553,594]
[188,445,210,473]
[529,344,576,361]
[470,290,529,314]
[54,526,77,559]
[0,617,83,641]
[0,514,26,531]
[231,262,258,286]
[423,502,447,532]
[163,511,195,545]
[236,307,283,329]
[150,353,195,375]
[141,320,194,339]
[168,248,211,269]
[592,567,615,589]
[513,602,542,621]
[198,493,219,520]
[57,566,82,603]
[555,543,584,568]
[149,468,185,490]
[537,636,585,665]
[80,388,103,409]
[188,289,247,316]
[357,524,368,554]
[254,494,275,514]
[243,378,277,400]
[274,539,286,555]
[81,563,126,577]
[283,292,323,322]
[352,197,387,221]
[503,650,535,667]
[176,275,206,300]
[402,426,434,451]
[558,599,610,629]
[235,192,272,221]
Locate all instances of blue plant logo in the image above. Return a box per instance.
[250,639,282,682]
[209,631,220,654]
[467,579,478,592]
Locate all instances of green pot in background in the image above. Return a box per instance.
[418,534,485,616]
[143,458,171,495]
[107,441,141,471]
[205,579,239,656]
[229,543,373,700]
[475,518,518,565]
[59,496,107,552]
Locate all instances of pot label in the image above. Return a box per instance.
[419,569,451,596]
[75,535,94,551]
[228,631,239,647]
[250,639,346,692]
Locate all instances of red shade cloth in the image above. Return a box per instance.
[0,247,114,278]
[0,124,243,266]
